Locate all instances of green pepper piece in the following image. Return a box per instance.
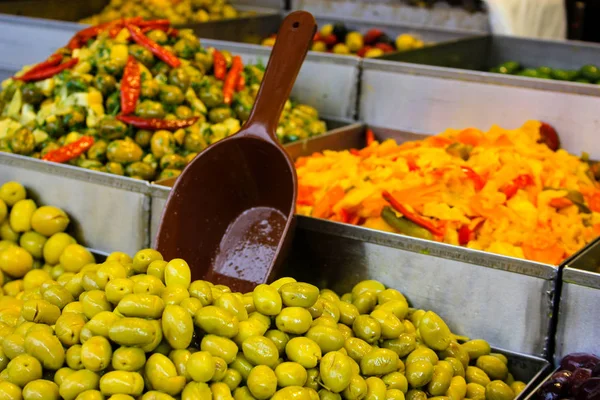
[381,207,433,240]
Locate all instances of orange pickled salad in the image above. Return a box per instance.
[295,121,600,265]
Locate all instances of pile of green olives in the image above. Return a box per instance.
[0,181,93,285]
[0,183,528,399]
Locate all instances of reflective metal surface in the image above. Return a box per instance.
[360,58,600,159]
[0,153,152,255]
[555,238,600,363]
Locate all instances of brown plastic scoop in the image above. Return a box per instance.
[155,11,316,292]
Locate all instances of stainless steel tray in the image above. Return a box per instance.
[555,237,600,364]
[360,55,600,160]
[149,123,559,357]
[0,14,361,120]
[0,153,152,256]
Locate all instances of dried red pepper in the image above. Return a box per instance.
[366,129,375,146]
[461,166,486,191]
[126,24,181,68]
[117,115,199,131]
[42,136,95,163]
[15,53,63,81]
[223,56,243,105]
[121,56,141,116]
[67,21,114,49]
[381,190,445,236]
[502,174,534,200]
[235,74,246,92]
[16,58,79,82]
[212,50,227,80]
[458,219,485,245]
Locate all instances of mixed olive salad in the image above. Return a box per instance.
[0,20,327,181]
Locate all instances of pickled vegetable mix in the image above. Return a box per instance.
[0,20,327,181]
[296,121,600,264]
[0,180,529,399]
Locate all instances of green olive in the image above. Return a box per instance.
[162,304,193,350]
[200,334,238,364]
[145,353,186,396]
[476,355,508,380]
[141,80,160,99]
[485,380,515,400]
[510,381,526,396]
[275,307,312,335]
[352,315,381,344]
[22,84,44,105]
[24,329,65,370]
[59,369,100,400]
[195,305,239,338]
[19,232,47,259]
[382,333,416,358]
[106,139,143,164]
[6,354,43,387]
[279,282,319,308]
[447,376,467,400]
[136,100,165,119]
[285,337,321,369]
[168,68,191,91]
[305,325,345,353]
[99,371,144,397]
[80,336,112,372]
[108,317,157,347]
[129,44,154,67]
[160,85,185,105]
[150,130,175,159]
[427,360,454,396]
[98,117,128,141]
[406,347,439,366]
[110,346,146,372]
[418,311,452,351]
[106,162,125,176]
[343,337,372,363]
[117,293,164,319]
[441,342,470,368]
[132,274,165,295]
[22,379,60,400]
[87,140,108,162]
[461,340,491,360]
[198,85,223,108]
[11,128,35,155]
[445,357,466,378]
[467,383,486,400]
[465,366,491,387]
[93,73,117,96]
[360,348,399,376]
[406,360,434,388]
[247,365,277,400]
[242,336,279,368]
[253,284,282,316]
[365,376,387,399]
[383,372,408,393]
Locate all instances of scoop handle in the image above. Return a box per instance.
[241,11,316,142]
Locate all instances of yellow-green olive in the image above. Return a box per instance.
[24,330,65,370]
[145,353,186,396]
[360,348,399,376]
[370,309,404,339]
[253,284,282,316]
[305,325,345,353]
[200,334,238,364]
[406,360,434,388]
[161,304,193,350]
[485,380,515,400]
[279,282,319,308]
[461,340,491,361]
[447,376,467,400]
[466,383,486,400]
[108,318,157,347]
[352,315,381,344]
[265,329,289,356]
[465,366,491,387]
[80,336,112,372]
[164,259,191,288]
[275,362,307,387]
[112,347,146,372]
[195,306,239,338]
[117,294,164,319]
[338,302,360,326]
[59,369,100,400]
[98,371,144,397]
[221,368,242,391]
[242,336,279,368]
[22,379,60,400]
[418,311,452,351]
[247,365,277,400]
[285,337,322,369]
[365,376,387,400]
[427,360,454,396]
[476,355,508,380]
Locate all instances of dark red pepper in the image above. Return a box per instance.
[117,115,199,131]
[538,122,560,151]
[223,56,243,105]
[364,28,384,45]
[458,219,485,245]
[121,56,141,116]
[235,74,246,92]
[212,50,227,80]
[16,58,79,82]
[126,24,181,68]
[502,174,534,200]
[382,190,445,236]
[461,166,486,191]
[42,136,95,163]
[375,43,395,53]
[15,53,63,81]
[67,22,114,49]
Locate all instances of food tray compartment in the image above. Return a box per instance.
[149,123,560,357]
[359,57,600,160]
[0,153,152,255]
[555,237,600,364]
[379,35,600,97]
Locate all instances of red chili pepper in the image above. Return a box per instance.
[356,46,372,57]
[14,53,63,81]
[382,190,444,236]
[121,56,141,116]
[458,219,485,245]
[16,58,79,82]
[349,149,361,156]
[137,19,170,28]
[223,56,243,105]
[321,33,338,47]
[212,50,227,80]
[461,166,486,191]
[366,129,375,146]
[67,21,114,49]
[375,43,395,53]
[235,74,246,92]
[117,115,199,131]
[42,136,95,163]
[126,24,181,68]
[502,174,534,200]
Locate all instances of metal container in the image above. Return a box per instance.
[149,123,559,357]
[555,237,600,364]
[290,0,489,33]
[360,47,600,159]
[0,153,152,255]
